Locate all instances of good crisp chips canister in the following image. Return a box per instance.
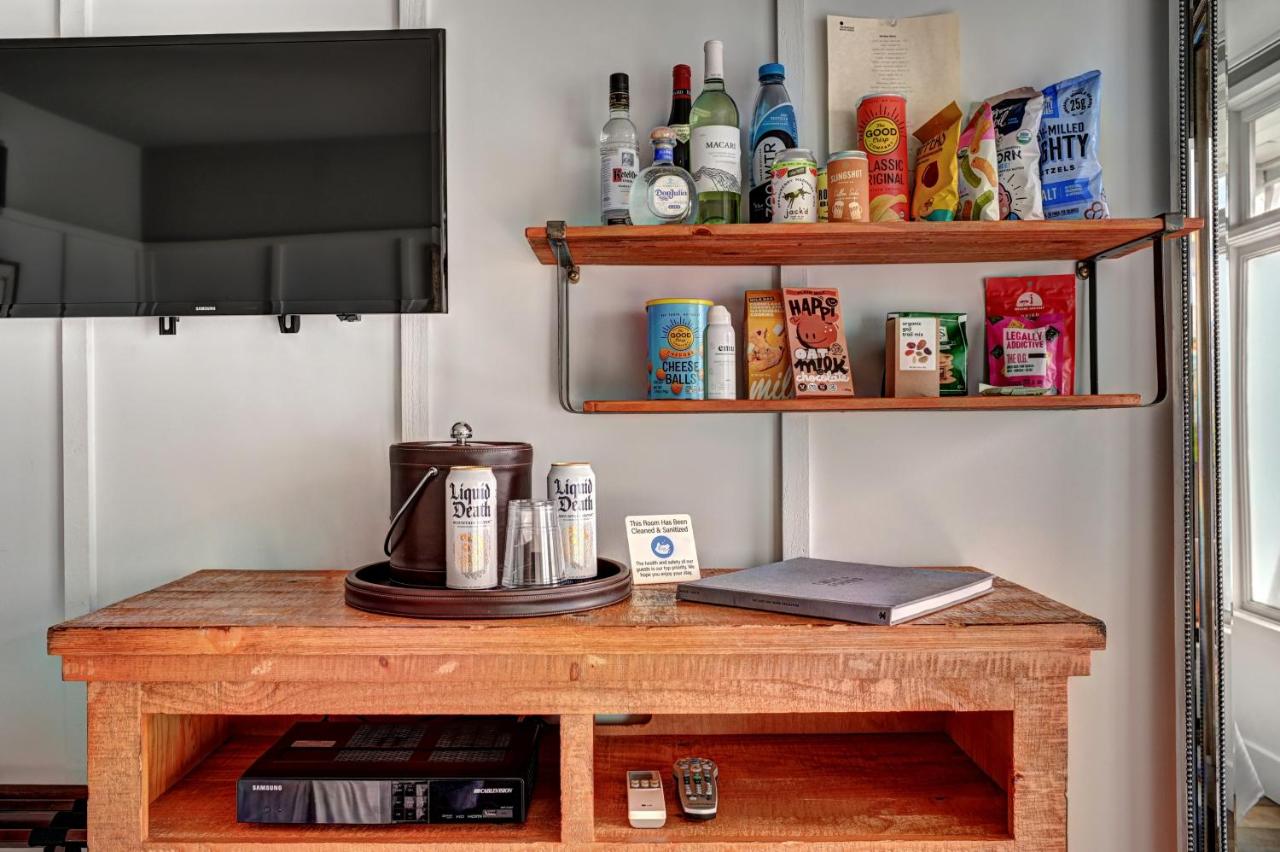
[647,298,712,400]
[856,93,908,222]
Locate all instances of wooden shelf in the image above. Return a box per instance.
[147,731,561,847]
[525,219,1201,267]
[583,393,1141,414]
[593,732,1010,844]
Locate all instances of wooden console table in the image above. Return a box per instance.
[48,568,1104,850]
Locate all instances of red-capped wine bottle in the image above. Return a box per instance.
[668,64,692,172]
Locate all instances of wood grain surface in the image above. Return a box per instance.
[51,569,1101,849]
[582,395,1141,414]
[593,732,1010,843]
[147,731,562,848]
[49,569,1105,661]
[524,219,1202,267]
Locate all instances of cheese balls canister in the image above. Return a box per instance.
[647,298,712,399]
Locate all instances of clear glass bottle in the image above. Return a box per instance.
[690,40,742,224]
[748,63,798,223]
[599,72,638,225]
[629,127,698,225]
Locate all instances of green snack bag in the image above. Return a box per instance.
[886,311,969,395]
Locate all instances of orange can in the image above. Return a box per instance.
[826,151,869,222]
[856,94,908,221]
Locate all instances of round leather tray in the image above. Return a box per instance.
[344,558,632,619]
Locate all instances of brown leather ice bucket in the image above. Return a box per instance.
[384,422,532,587]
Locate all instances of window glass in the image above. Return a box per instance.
[1244,246,1280,612]
[1253,102,1280,216]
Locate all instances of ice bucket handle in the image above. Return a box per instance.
[382,466,440,558]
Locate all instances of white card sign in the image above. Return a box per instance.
[625,515,701,585]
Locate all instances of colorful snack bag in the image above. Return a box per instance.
[744,290,792,400]
[984,275,1076,394]
[957,103,998,221]
[985,87,1044,220]
[782,287,855,397]
[911,101,962,221]
[886,311,969,396]
[1039,70,1109,219]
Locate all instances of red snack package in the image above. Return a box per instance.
[984,275,1076,394]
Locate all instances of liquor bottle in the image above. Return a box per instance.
[749,63,798,223]
[599,72,638,225]
[690,40,742,224]
[629,127,698,225]
[667,64,692,171]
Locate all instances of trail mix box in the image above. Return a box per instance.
[781,287,855,397]
[743,290,791,400]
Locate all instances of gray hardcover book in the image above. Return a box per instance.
[676,558,994,625]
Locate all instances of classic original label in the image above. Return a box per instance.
[691,125,741,195]
[600,143,638,212]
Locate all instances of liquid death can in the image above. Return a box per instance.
[856,93,908,222]
[445,466,498,589]
[548,462,597,580]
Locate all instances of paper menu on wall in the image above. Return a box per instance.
[826,13,961,159]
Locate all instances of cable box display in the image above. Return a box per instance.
[237,717,542,825]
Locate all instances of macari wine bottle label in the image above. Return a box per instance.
[691,125,741,195]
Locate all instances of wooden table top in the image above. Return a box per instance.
[48,568,1104,659]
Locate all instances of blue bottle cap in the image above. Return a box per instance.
[758,62,785,79]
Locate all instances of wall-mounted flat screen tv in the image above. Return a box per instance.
[0,30,445,319]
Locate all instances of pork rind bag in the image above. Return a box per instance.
[1039,70,1109,219]
[985,87,1044,220]
[958,103,998,221]
[984,275,1076,395]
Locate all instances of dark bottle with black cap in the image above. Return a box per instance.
[599,72,638,225]
[668,64,693,171]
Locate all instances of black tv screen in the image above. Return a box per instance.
[0,30,445,319]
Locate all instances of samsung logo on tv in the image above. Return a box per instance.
[251,784,283,791]
[473,787,512,794]
[195,305,217,312]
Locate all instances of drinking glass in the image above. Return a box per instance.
[501,500,566,588]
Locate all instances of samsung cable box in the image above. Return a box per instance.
[237,717,541,825]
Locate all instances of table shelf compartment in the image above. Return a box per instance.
[144,714,562,849]
[592,711,1013,846]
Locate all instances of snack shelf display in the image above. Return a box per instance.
[526,215,1202,414]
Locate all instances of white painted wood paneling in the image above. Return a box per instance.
[399,0,432,441]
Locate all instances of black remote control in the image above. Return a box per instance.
[673,757,718,820]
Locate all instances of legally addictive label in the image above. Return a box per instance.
[600,143,638,212]
[690,125,741,196]
[1001,325,1048,378]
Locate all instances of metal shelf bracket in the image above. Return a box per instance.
[1075,211,1181,406]
[547,220,584,413]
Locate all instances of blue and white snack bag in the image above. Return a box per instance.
[1039,70,1110,219]
[986,87,1045,220]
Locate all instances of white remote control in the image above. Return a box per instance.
[626,770,666,828]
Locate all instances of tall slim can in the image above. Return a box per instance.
[445,466,498,589]
[548,462,597,580]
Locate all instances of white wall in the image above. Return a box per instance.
[0,2,1178,849]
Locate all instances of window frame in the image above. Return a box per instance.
[1229,59,1280,624]
[1232,230,1280,623]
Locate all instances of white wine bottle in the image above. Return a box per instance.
[689,41,741,224]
